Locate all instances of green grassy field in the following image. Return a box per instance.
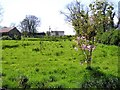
[1,39,119,88]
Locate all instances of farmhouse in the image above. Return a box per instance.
[0,27,21,39]
[47,31,64,36]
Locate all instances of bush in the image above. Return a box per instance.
[1,35,21,40]
[96,29,120,46]
[13,35,21,40]
[81,76,120,89]
[19,75,30,88]
[21,35,74,41]
[110,30,120,45]
[47,36,72,41]
[1,36,12,40]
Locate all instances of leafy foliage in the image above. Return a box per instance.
[82,75,119,89]
[96,30,120,46]
[1,35,21,40]
[81,67,119,89]
[24,36,74,41]
[1,36,12,40]
[19,15,41,37]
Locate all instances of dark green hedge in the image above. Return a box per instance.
[81,76,119,89]
[1,36,12,40]
[1,35,21,40]
[96,29,120,46]
[26,35,74,41]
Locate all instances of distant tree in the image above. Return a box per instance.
[20,15,41,37]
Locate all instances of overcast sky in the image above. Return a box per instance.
[0,0,119,35]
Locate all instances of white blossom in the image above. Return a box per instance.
[74,47,78,51]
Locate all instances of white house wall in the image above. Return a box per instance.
[50,31,64,36]
[58,32,64,36]
[51,32,56,36]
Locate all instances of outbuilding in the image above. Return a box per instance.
[0,27,21,39]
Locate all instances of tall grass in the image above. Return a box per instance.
[1,40,119,88]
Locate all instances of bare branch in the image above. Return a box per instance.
[19,15,41,37]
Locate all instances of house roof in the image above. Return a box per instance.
[0,27,15,33]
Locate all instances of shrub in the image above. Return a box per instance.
[110,30,120,45]
[19,75,30,88]
[49,75,57,82]
[81,76,119,89]
[27,38,40,41]
[96,29,120,46]
[32,47,40,52]
[1,36,12,40]
[23,35,74,41]
[2,44,19,49]
[13,35,21,40]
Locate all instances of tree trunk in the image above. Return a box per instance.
[86,55,92,69]
[103,21,106,32]
[86,43,93,70]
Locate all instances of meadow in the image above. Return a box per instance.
[0,38,119,89]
